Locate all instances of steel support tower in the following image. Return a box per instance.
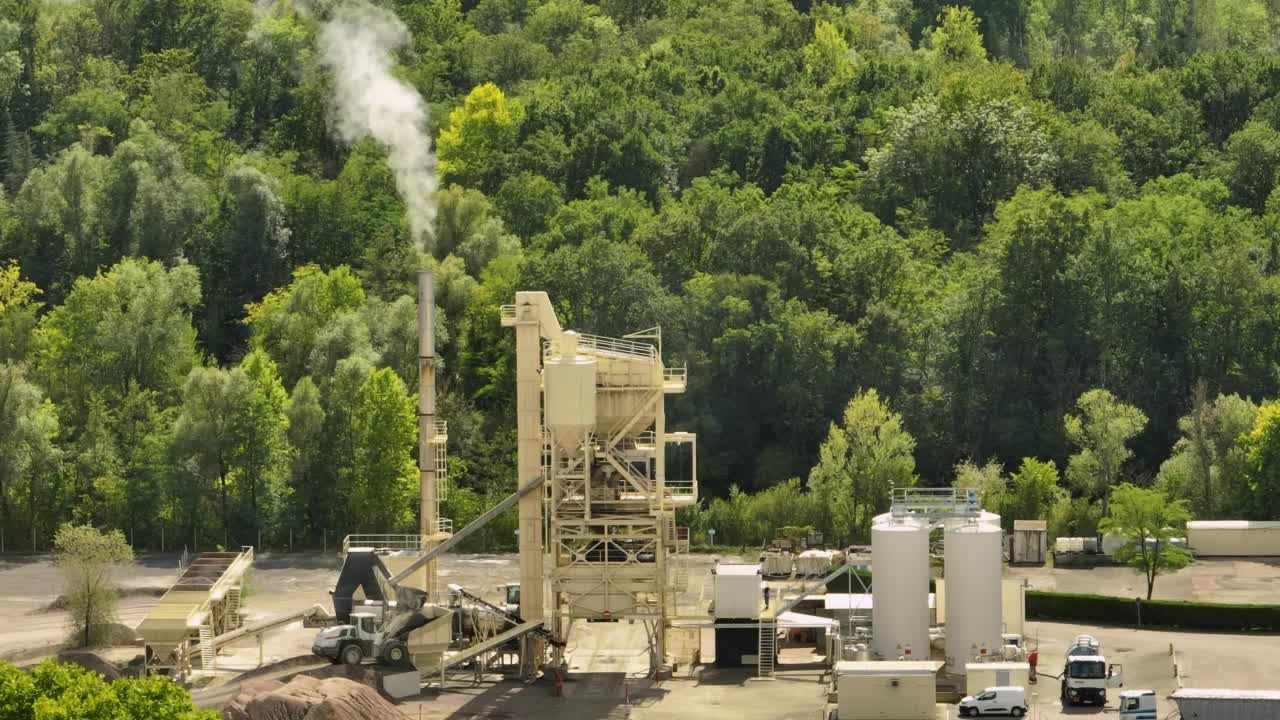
[503,293,696,675]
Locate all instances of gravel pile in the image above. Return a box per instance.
[222,675,400,720]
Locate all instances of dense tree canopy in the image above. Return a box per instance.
[2,0,1280,550]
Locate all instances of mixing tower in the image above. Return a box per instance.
[502,292,696,672]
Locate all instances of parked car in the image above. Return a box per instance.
[959,686,1028,717]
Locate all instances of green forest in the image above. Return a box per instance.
[3,0,1280,552]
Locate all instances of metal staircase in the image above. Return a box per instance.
[757,622,776,678]
[198,626,215,670]
[225,587,241,631]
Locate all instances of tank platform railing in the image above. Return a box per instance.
[343,534,424,555]
[543,332,656,361]
[890,488,981,519]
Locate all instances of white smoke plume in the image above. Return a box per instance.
[318,2,437,248]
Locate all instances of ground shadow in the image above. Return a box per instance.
[435,673,660,720]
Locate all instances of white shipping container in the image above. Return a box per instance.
[1171,688,1280,720]
[1187,521,1280,557]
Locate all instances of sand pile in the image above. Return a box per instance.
[222,676,399,720]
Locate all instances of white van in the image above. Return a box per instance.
[959,686,1029,717]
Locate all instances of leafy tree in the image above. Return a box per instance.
[285,376,326,543]
[34,258,201,421]
[923,7,987,66]
[807,388,917,543]
[245,265,367,388]
[863,95,1056,247]
[952,459,1006,517]
[437,82,524,193]
[1242,399,1280,519]
[0,363,61,549]
[0,658,216,719]
[53,524,133,647]
[1219,120,1280,212]
[342,367,417,532]
[1157,385,1258,517]
[0,261,41,364]
[1065,389,1148,518]
[1098,483,1192,600]
[1007,457,1064,526]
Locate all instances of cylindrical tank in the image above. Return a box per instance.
[944,516,1004,672]
[544,331,597,451]
[871,514,930,660]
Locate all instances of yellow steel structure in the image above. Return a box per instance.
[502,293,697,673]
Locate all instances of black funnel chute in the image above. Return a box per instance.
[331,550,391,622]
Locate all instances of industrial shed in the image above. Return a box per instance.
[1187,521,1280,557]
[1011,520,1047,564]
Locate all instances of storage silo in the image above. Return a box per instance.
[943,517,1003,672]
[543,331,597,451]
[871,514,930,660]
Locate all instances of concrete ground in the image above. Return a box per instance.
[4,553,1279,719]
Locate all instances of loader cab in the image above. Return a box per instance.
[355,613,378,636]
[497,583,521,615]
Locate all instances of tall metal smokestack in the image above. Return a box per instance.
[418,270,438,596]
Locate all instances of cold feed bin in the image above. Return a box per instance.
[871,514,929,660]
[944,516,1004,672]
[543,331,597,451]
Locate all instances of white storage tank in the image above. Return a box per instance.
[944,516,1004,672]
[871,514,929,660]
[543,331,597,451]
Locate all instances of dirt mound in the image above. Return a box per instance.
[222,676,400,720]
[234,655,329,684]
[55,651,121,680]
[39,586,167,613]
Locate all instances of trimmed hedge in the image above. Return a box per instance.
[1027,590,1280,632]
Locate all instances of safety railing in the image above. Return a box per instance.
[890,487,980,518]
[342,534,422,554]
[437,518,454,535]
[544,332,656,360]
[499,304,517,324]
[662,365,687,386]
[207,546,254,602]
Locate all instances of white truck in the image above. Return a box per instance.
[1061,634,1124,707]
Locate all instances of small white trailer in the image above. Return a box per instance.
[1171,688,1280,719]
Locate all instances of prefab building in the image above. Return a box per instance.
[1187,521,1280,557]
[834,660,942,720]
[1011,520,1047,564]
[713,563,761,619]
